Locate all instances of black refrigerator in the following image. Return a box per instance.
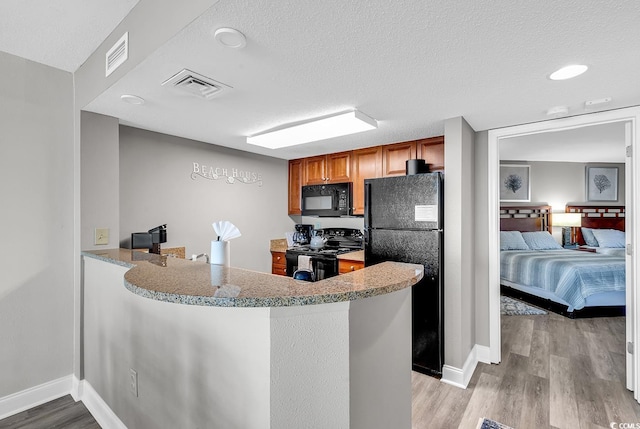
[364,173,443,377]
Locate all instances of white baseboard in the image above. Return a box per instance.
[0,375,73,420]
[475,344,491,365]
[0,376,126,429]
[76,379,127,429]
[440,344,491,389]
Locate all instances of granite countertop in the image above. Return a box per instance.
[337,250,364,262]
[82,248,422,308]
[270,238,288,252]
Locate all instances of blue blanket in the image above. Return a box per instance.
[500,250,625,310]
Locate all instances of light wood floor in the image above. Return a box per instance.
[0,395,99,429]
[2,313,638,429]
[412,313,640,429]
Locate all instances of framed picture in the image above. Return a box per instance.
[500,164,530,202]
[586,166,618,201]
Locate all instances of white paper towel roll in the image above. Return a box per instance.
[211,240,230,266]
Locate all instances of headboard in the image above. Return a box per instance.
[566,205,625,245]
[500,205,552,233]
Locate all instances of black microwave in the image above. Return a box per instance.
[301,182,352,217]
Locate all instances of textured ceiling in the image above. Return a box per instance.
[83,0,640,160]
[0,0,138,72]
[3,1,639,161]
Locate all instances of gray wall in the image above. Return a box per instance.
[474,131,490,347]
[443,117,477,369]
[0,51,74,396]
[81,112,120,250]
[119,126,295,272]
[502,161,626,208]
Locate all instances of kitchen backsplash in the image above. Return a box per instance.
[294,216,365,231]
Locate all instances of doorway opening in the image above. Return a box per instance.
[488,107,639,397]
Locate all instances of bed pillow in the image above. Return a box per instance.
[521,231,563,250]
[500,231,530,250]
[591,229,625,248]
[581,227,599,247]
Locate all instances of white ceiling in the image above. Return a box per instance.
[500,121,626,163]
[0,0,138,72]
[2,1,639,161]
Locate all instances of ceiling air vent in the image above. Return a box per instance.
[161,69,231,100]
[105,32,129,77]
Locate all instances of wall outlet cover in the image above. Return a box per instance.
[95,228,109,245]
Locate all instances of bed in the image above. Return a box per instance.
[500,205,626,317]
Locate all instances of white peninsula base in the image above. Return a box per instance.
[82,255,413,429]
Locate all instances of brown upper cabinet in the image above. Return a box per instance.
[382,141,417,177]
[350,146,382,215]
[303,151,351,185]
[417,136,444,172]
[287,136,443,215]
[288,158,303,215]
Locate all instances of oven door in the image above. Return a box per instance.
[285,252,338,281]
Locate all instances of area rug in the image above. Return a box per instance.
[477,417,514,429]
[501,295,547,316]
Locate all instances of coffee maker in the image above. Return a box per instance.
[292,224,313,246]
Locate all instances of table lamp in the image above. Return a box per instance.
[552,213,582,247]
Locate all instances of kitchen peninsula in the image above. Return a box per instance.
[82,249,423,429]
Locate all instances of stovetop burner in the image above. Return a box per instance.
[286,246,357,256]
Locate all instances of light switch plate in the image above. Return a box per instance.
[95,228,109,245]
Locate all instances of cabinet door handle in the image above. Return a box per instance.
[350,265,355,271]
[276,256,281,261]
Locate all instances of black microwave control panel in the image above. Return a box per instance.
[338,189,348,209]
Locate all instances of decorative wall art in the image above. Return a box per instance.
[500,164,530,202]
[586,166,618,201]
[191,162,263,186]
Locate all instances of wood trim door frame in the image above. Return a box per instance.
[488,106,639,398]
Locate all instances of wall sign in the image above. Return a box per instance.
[191,162,263,187]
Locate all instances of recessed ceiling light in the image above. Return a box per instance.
[213,27,247,49]
[549,64,588,80]
[120,94,145,105]
[247,110,378,149]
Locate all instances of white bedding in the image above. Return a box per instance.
[587,246,626,257]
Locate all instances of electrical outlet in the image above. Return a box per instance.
[95,228,109,245]
[129,368,138,397]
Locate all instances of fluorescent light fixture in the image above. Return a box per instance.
[549,64,588,80]
[552,212,582,227]
[247,110,378,149]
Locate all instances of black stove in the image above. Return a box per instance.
[286,246,357,256]
[285,228,363,281]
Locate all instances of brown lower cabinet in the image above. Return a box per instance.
[271,251,287,276]
[287,136,444,215]
[338,259,365,274]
